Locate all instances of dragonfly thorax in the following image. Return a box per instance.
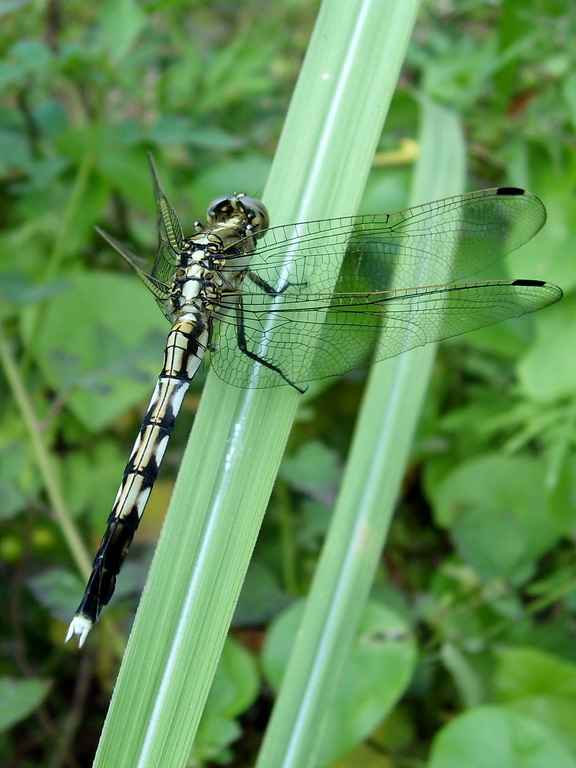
[170,257,222,312]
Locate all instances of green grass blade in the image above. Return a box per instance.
[256,99,466,768]
[92,0,421,766]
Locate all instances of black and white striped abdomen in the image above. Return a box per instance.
[66,316,209,646]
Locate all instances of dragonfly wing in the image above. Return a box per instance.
[229,188,546,295]
[210,280,562,389]
[95,226,173,319]
[148,154,184,285]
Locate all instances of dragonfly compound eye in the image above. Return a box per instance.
[237,195,270,235]
[207,194,269,236]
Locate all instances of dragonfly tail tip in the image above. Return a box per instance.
[66,616,93,648]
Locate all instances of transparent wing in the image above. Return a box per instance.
[209,188,556,389]
[95,155,184,321]
[210,279,562,388]
[224,187,547,293]
[148,153,184,286]
[95,227,174,321]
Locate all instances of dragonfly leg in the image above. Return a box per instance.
[247,271,307,295]
[235,298,306,392]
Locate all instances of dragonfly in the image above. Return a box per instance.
[66,156,562,646]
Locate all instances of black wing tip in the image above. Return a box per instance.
[496,186,526,196]
[512,278,545,287]
[512,279,563,300]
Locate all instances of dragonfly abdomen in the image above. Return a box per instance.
[162,313,210,380]
[66,316,209,646]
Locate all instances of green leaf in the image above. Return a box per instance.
[494,647,576,755]
[441,642,490,709]
[205,637,259,719]
[0,443,28,519]
[431,454,559,584]
[0,273,69,307]
[235,562,292,626]
[28,568,85,623]
[193,638,259,764]
[507,148,576,293]
[429,705,576,768]
[279,441,341,499]
[98,147,154,210]
[9,39,53,73]
[262,601,417,766]
[148,118,243,151]
[0,677,51,732]
[0,0,28,16]
[518,294,576,402]
[63,439,126,522]
[35,272,166,431]
[99,0,148,60]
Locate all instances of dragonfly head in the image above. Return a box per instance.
[207,194,269,238]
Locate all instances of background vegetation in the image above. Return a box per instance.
[1,1,575,766]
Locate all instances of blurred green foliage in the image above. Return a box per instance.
[1,0,575,766]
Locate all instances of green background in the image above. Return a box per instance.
[1,1,575,766]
